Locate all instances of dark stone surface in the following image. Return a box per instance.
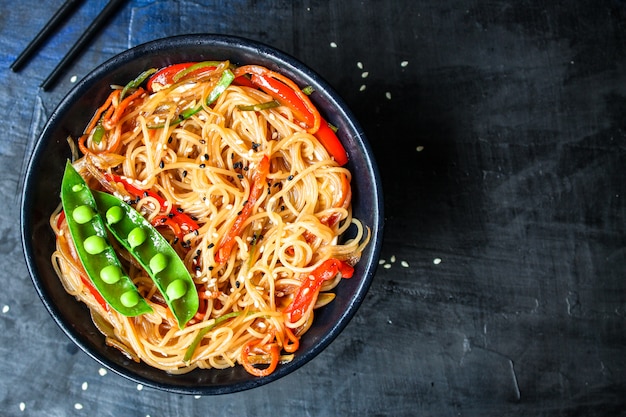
[1,0,625,415]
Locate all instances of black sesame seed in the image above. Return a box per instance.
[195,266,201,271]
[233,161,243,169]
[237,210,242,215]
[143,191,149,197]
[159,161,165,169]
[168,212,175,218]
[209,266,214,271]
[204,153,209,160]
[288,175,294,181]
[199,163,206,168]
[235,281,241,288]
[182,170,187,178]
[177,207,184,213]
[280,205,285,211]
[237,174,244,179]
[168,137,173,143]
[207,243,215,249]
[173,237,179,244]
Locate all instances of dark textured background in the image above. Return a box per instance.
[1,0,625,415]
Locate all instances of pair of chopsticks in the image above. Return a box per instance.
[11,0,126,91]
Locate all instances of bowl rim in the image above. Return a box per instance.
[20,33,384,395]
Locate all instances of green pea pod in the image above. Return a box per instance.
[60,162,153,316]
[92,191,199,329]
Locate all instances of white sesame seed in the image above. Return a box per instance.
[433,258,442,265]
[361,71,369,78]
[359,84,366,92]
[194,395,202,399]
[19,402,25,412]
[401,261,409,268]
[416,146,424,152]
[383,263,392,269]
[379,259,386,265]
[81,382,88,391]
[137,384,144,391]
[98,368,107,376]
[390,255,396,263]
[357,61,363,69]
[385,91,392,100]
[401,61,409,67]
[2,305,8,313]
[74,403,83,410]
[70,75,78,83]
[330,42,338,48]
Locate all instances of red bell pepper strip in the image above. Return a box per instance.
[81,275,109,312]
[241,337,280,377]
[233,65,349,165]
[233,65,321,133]
[315,118,349,166]
[284,258,354,324]
[57,211,109,311]
[232,74,256,88]
[104,174,199,241]
[249,73,316,128]
[147,62,198,92]
[215,155,270,265]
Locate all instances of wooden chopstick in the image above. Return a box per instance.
[41,0,127,91]
[10,0,84,72]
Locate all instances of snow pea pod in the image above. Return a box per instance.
[60,162,153,316]
[92,191,199,329]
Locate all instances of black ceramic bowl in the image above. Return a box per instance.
[20,34,383,395]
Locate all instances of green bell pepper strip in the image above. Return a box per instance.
[120,68,157,100]
[236,100,280,112]
[183,311,244,362]
[60,162,153,316]
[92,190,199,329]
[147,69,235,129]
